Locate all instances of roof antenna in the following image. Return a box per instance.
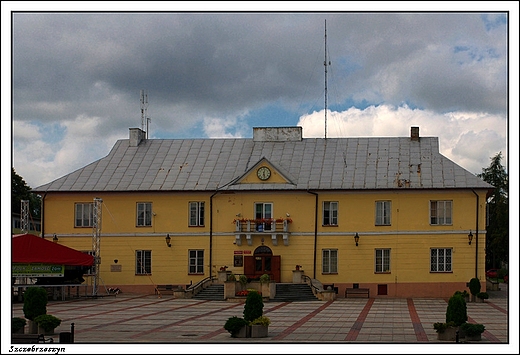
[140,89,150,139]
[324,19,331,139]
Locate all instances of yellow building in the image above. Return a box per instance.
[33,126,493,298]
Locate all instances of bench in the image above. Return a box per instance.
[154,284,185,295]
[345,288,370,298]
[11,334,53,344]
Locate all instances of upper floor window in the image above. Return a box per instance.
[137,202,152,227]
[75,203,94,227]
[323,201,338,226]
[255,202,273,231]
[375,249,391,273]
[430,200,452,225]
[375,201,391,225]
[189,202,205,226]
[430,248,452,272]
[136,250,152,275]
[322,249,338,274]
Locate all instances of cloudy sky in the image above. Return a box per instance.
[4,4,517,191]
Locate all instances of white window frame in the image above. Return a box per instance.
[375,201,391,225]
[323,201,338,226]
[430,248,452,272]
[189,250,204,274]
[75,203,94,227]
[375,249,391,273]
[137,202,152,227]
[136,250,152,275]
[322,249,338,274]
[254,202,273,231]
[430,200,452,225]
[189,202,205,226]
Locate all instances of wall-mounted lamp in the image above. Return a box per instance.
[468,230,473,245]
[354,233,359,247]
[236,213,241,217]
[114,259,118,264]
[165,234,171,247]
[53,234,58,243]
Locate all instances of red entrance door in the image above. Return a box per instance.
[244,255,280,282]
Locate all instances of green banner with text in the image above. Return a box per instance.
[12,263,64,277]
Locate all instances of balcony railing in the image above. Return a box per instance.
[233,218,292,246]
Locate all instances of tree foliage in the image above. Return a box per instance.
[12,167,41,219]
[477,152,508,269]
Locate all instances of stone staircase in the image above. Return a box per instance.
[192,284,225,300]
[272,283,320,302]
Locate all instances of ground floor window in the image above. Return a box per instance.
[136,250,151,275]
[189,250,204,274]
[375,249,391,273]
[430,248,452,272]
[322,249,338,274]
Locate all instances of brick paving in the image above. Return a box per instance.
[8,283,515,353]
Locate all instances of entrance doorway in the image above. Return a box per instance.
[244,245,280,282]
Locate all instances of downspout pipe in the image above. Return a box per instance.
[471,189,479,279]
[307,190,318,279]
[209,190,220,279]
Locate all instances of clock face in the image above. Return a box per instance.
[257,167,271,180]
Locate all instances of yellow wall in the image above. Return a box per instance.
[41,188,487,297]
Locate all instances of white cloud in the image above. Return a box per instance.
[298,105,506,174]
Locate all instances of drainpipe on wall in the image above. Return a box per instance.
[209,190,220,279]
[307,191,318,279]
[39,193,47,238]
[471,189,479,279]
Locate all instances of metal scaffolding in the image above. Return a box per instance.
[92,197,103,296]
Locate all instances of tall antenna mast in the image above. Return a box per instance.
[140,89,148,139]
[92,197,103,297]
[324,20,330,139]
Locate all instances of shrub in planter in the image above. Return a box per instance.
[243,290,264,323]
[460,322,485,337]
[12,317,27,333]
[250,315,271,327]
[433,321,456,333]
[446,293,467,326]
[23,287,48,321]
[238,275,248,289]
[228,273,236,282]
[224,316,248,337]
[477,292,489,300]
[469,278,481,298]
[34,314,61,333]
[259,273,270,284]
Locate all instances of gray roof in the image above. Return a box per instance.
[33,136,493,192]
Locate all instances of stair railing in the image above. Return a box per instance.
[186,275,217,296]
[301,274,320,296]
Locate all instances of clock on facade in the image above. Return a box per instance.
[257,166,271,180]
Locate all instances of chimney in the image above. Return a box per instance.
[129,128,145,147]
[253,127,303,142]
[411,127,420,141]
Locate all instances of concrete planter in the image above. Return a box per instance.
[232,325,250,338]
[465,333,482,341]
[250,325,268,338]
[436,326,458,341]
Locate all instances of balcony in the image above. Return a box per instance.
[234,219,291,246]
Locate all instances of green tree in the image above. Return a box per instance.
[477,152,508,269]
[12,167,41,219]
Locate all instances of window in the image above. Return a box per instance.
[255,202,273,231]
[189,202,205,226]
[430,248,452,272]
[375,249,391,273]
[323,202,338,226]
[189,250,204,274]
[136,250,151,275]
[375,201,391,225]
[430,200,452,225]
[322,249,338,273]
[137,202,152,226]
[75,203,94,227]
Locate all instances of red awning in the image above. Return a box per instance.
[12,234,94,266]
